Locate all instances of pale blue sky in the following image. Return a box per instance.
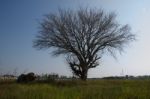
[0,0,150,77]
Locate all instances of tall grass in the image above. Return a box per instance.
[0,79,150,99]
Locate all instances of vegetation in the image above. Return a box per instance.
[33,8,135,80]
[0,79,150,99]
[17,72,36,83]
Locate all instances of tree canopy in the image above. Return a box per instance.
[33,8,135,80]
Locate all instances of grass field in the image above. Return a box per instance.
[0,79,150,99]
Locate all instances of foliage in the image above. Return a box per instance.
[17,72,36,83]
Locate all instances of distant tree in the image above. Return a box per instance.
[33,8,135,81]
[17,72,36,83]
[47,73,59,81]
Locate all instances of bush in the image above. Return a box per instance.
[17,72,36,83]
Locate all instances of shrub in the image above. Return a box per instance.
[17,72,36,83]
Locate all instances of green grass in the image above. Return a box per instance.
[0,79,150,99]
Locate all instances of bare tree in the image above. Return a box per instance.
[33,8,135,80]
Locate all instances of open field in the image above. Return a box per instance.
[0,79,150,99]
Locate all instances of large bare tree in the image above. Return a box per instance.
[33,8,135,80]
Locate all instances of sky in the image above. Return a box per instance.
[0,0,150,78]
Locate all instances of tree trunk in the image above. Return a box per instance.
[80,69,88,81]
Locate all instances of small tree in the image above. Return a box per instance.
[33,8,135,80]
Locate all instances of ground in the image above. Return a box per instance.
[0,79,150,99]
